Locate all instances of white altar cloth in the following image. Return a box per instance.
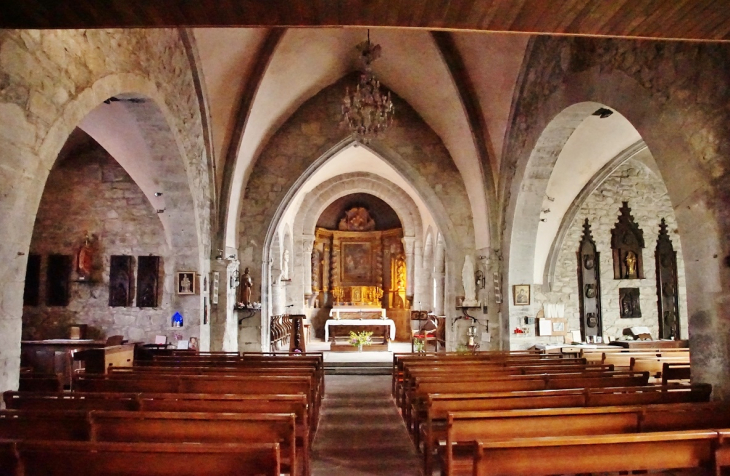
[329,307,386,319]
[324,319,396,341]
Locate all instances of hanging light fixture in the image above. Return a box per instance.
[341,30,394,143]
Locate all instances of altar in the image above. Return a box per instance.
[324,318,396,342]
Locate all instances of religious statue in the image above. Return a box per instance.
[180,274,192,293]
[625,251,637,278]
[281,249,290,281]
[241,267,253,305]
[462,255,479,307]
[77,233,94,280]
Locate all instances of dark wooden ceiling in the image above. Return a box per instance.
[2,0,729,42]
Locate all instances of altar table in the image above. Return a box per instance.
[324,319,396,341]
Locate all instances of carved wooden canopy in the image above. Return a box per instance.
[338,207,376,232]
[611,202,645,280]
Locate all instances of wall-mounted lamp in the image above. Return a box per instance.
[156,209,165,213]
[215,249,224,261]
[592,107,613,119]
[154,192,163,197]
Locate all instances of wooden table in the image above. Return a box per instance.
[609,340,688,349]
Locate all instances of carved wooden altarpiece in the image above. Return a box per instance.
[136,255,160,308]
[655,219,680,339]
[577,219,602,339]
[611,202,645,279]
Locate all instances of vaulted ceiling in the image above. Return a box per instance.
[6,1,729,254]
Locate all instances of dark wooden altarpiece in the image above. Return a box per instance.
[136,256,160,308]
[577,219,602,339]
[109,255,133,307]
[655,219,680,339]
[46,254,71,306]
[611,202,645,280]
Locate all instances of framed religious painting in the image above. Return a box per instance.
[341,241,373,285]
[513,284,530,306]
[176,271,196,295]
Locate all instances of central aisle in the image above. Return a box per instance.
[311,375,422,475]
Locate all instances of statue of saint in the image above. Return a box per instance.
[281,249,290,281]
[462,255,478,307]
[241,267,253,305]
[77,233,93,280]
[625,251,637,278]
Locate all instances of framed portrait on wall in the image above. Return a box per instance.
[513,284,530,306]
[177,271,196,295]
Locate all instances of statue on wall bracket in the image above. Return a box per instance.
[611,202,645,279]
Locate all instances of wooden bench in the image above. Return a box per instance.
[663,362,691,385]
[443,401,730,475]
[406,371,650,430]
[472,430,717,476]
[418,383,712,475]
[14,440,281,476]
[89,410,302,476]
[631,355,690,379]
[4,391,141,411]
[0,409,90,441]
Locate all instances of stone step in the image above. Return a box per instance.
[324,361,392,375]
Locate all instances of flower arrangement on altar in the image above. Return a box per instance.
[349,330,373,350]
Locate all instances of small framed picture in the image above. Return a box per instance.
[594,336,603,343]
[177,271,196,295]
[513,285,530,306]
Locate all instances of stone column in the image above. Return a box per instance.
[403,237,415,304]
[221,259,240,352]
[302,235,315,299]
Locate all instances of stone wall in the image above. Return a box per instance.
[23,144,200,344]
[539,159,687,342]
[0,28,212,391]
[237,74,477,351]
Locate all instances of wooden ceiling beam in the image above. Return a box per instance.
[1,0,729,42]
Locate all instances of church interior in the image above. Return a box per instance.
[1,2,730,474]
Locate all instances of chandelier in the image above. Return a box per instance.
[341,30,394,143]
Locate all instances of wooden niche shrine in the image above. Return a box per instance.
[611,202,645,279]
[577,219,602,339]
[655,219,680,339]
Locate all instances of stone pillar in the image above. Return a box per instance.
[434,238,446,315]
[302,235,315,298]
[221,259,240,352]
[403,237,415,304]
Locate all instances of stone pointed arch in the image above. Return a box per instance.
[502,36,729,395]
[296,172,423,239]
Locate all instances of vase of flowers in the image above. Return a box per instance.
[349,331,373,351]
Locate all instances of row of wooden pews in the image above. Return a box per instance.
[1,351,323,476]
[392,350,730,476]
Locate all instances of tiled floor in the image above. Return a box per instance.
[311,374,422,476]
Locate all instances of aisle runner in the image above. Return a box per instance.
[311,375,421,476]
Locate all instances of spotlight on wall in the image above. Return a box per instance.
[154,192,163,197]
[156,209,165,213]
[592,107,613,119]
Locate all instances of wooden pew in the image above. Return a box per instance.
[0,409,89,441]
[418,383,712,476]
[663,362,691,385]
[18,373,62,392]
[0,439,16,476]
[406,371,650,430]
[631,355,690,380]
[4,391,141,411]
[472,430,717,476]
[88,410,302,475]
[443,401,730,475]
[16,440,281,476]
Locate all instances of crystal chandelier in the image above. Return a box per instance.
[341,30,394,143]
